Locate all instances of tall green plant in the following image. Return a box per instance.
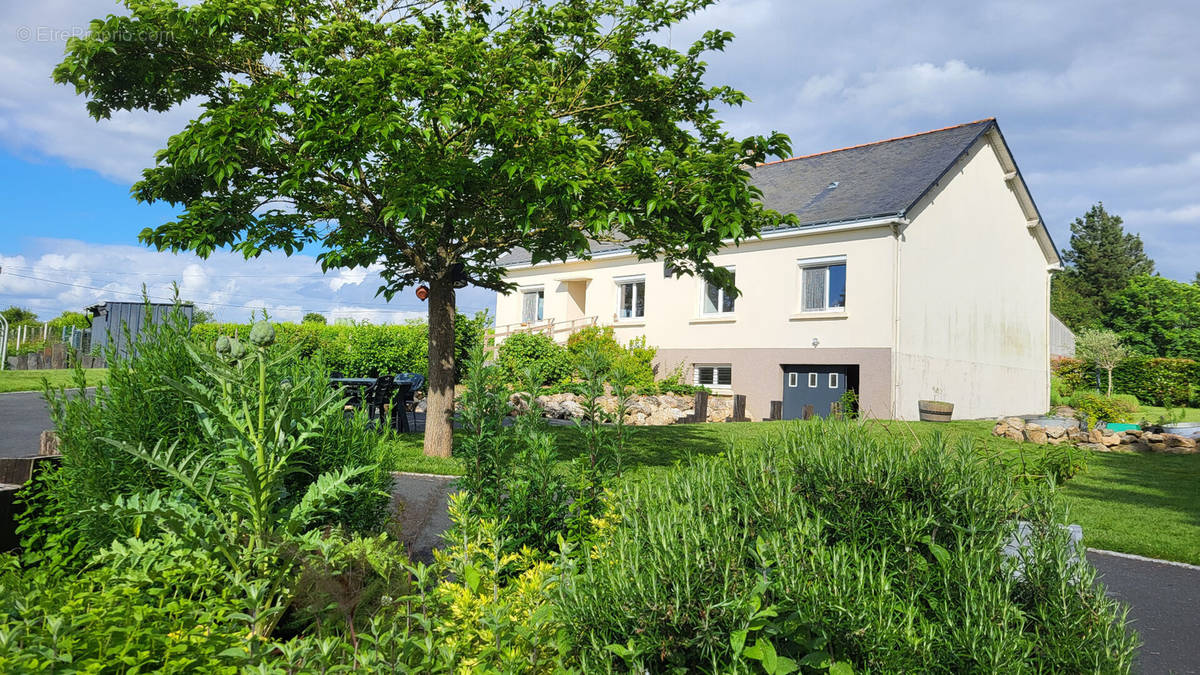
[96,324,378,638]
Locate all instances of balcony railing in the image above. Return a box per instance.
[489,315,598,346]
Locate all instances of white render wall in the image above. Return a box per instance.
[496,224,899,353]
[892,133,1052,419]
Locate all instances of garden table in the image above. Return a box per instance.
[330,374,423,433]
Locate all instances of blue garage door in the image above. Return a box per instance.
[782,365,848,420]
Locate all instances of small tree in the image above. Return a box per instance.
[302,312,328,325]
[1075,328,1129,396]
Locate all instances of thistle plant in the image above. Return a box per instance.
[98,321,376,638]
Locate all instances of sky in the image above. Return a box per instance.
[1,0,1198,322]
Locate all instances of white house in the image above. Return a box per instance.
[494,119,1062,421]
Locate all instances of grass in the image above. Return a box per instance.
[0,368,107,393]
[383,416,1200,565]
[1137,405,1200,423]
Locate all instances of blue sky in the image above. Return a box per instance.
[2,0,1198,322]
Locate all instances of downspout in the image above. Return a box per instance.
[890,219,905,419]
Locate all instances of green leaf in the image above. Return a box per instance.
[730,629,748,655]
[462,564,481,593]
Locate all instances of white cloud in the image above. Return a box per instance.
[0,238,497,323]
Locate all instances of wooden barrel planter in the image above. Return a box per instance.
[917,400,954,422]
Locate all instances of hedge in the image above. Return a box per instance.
[1053,355,1200,407]
[191,313,487,382]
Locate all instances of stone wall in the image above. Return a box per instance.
[992,417,1198,454]
[520,392,736,425]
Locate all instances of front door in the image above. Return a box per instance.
[782,365,848,419]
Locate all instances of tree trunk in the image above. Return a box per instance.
[424,277,456,458]
[1106,367,1114,397]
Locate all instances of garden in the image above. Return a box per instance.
[0,305,1142,672]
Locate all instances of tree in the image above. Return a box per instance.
[302,312,327,325]
[48,311,90,331]
[1193,271,1199,286]
[1050,274,1102,332]
[1107,275,1200,360]
[1059,203,1154,314]
[1,306,38,325]
[1075,328,1129,397]
[56,0,792,458]
[190,307,216,324]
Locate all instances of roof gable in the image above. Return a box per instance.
[751,119,994,228]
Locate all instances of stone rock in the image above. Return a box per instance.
[1044,425,1067,439]
[1002,417,1027,431]
[1147,442,1169,453]
[992,421,1007,437]
[1100,432,1122,447]
[1026,429,1048,444]
[1004,427,1025,443]
[1125,429,1143,438]
[560,400,587,419]
[1143,433,1164,444]
[1088,428,1104,444]
[1078,442,1109,452]
[1126,441,1151,453]
[1046,435,1067,445]
[1163,433,1197,449]
[1053,406,1076,418]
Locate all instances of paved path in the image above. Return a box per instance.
[0,390,62,458]
[1088,549,1200,674]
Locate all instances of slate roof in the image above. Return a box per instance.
[498,119,998,267]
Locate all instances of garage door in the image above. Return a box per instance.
[782,365,848,420]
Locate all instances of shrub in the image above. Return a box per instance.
[37,308,391,565]
[496,332,573,386]
[1051,357,1090,394]
[455,342,576,553]
[190,311,488,381]
[1068,390,1138,425]
[0,544,250,673]
[554,421,1136,672]
[564,326,657,388]
[1111,356,1200,407]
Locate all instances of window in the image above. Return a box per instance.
[695,364,732,388]
[807,372,818,388]
[617,278,645,319]
[521,289,544,323]
[788,372,798,388]
[799,259,847,312]
[702,269,736,315]
[828,372,839,388]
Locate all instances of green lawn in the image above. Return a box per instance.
[1137,405,1200,423]
[384,417,1200,565]
[0,369,107,393]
